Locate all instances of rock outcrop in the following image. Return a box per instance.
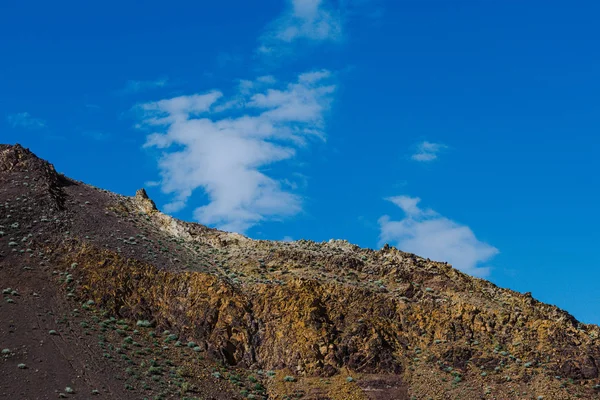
[1,143,599,399]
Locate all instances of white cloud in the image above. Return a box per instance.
[142,91,223,122]
[411,141,447,162]
[120,78,168,94]
[260,0,342,52]
[378,196,498,277]
[212,76,278,112]
[139,70,335,233]
[6,112,46,129]
[282,236,294,242]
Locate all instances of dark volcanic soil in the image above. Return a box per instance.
[2,143,600,400]
[0,145,245,399]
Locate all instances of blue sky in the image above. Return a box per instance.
[2,1,600,324]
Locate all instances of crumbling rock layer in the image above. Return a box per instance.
[2,143,600,399]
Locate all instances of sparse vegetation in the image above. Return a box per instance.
[0,144,598,400]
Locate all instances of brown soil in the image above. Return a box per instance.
[1,143,600,399]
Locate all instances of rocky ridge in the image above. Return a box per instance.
[1,143,599,399]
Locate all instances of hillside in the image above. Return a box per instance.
[1,143,599,399]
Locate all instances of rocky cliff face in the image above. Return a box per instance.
[1,143,599,399]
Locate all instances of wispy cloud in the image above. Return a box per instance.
[120,78,169,94]
[411,141,447,162]
[144,180,161,188]
[6,112,46,129]
[259,0,342,55]
[139,70,335,233]
[378,196,498,277]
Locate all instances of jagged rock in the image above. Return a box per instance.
[1,143,599,400]
[135,188,158,213]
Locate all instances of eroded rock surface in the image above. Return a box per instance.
[1,143,599,399]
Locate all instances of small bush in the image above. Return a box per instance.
[147,366,163,375]
[136,320,152,328]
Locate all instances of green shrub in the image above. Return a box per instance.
[148,366,163,375]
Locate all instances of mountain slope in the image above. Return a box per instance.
[1,143,599,399]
